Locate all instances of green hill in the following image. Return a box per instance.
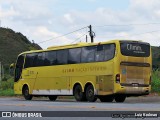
[0,27,42,67]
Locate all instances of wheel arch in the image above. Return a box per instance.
[22,83,31,95]
[84,82,96,94]
[73,82,84,94]
[84,81,97,95]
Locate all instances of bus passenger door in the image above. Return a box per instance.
[22,67,38,93]
[23,68,38,79]
[22,53,39,93]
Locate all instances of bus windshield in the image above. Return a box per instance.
[120,41,150,57]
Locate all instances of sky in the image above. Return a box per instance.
[1,0,160,49]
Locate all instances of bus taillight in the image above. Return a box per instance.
[116,74,120,83]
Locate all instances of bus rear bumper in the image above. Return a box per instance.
[116,86,151,95]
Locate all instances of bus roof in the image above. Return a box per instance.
[18,39,148,56]
[47,42,87,49]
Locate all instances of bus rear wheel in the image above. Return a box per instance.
[99,95,114,102]
[74,85,86,101]
[22,86,32,100]
[115,95,126,103]
[86,85,97,102]
[48,95,57,101]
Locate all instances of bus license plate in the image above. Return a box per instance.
[132,83,138,87]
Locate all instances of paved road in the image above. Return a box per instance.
[0,96,160,120]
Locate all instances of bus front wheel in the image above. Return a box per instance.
[86,85,97,102]
[48,96,57,101]
[74,85,86,101]
[22,86,33,100]
[115,95,126,103]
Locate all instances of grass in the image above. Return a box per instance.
[151,70,160,93]
[0,77,14,96]
[0,77,14,90]
[0,89,14,96]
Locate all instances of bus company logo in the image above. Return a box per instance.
[2,112,11,117]
[127,44,142,51]
[62,66,107,73]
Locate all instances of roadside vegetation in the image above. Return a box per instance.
[151,70,160,93]
[0,76,14,96]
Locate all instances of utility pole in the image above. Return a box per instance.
[88,25,95,43]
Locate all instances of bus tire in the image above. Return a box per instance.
[86,85,97,102]
[22,86,33,100]
[48,95,57,101]
[74,85,86,101]
[99,95,114,102]
[115,95,126,103]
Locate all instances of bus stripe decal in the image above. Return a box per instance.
[32,90,73,95]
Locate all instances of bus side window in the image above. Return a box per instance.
[68,48,81,64]
[14,55,24,82]
[95,45,104,62]
[35,52,45,66]
[81,46,95,63]
[44,51,57,66]
[57,49,68,65]
[104,44,115,61]
[24,53,38,68]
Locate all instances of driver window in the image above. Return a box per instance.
[14,55,24,82]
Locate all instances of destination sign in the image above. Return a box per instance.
[120,41,150,57]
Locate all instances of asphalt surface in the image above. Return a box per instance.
[0,96,160,120]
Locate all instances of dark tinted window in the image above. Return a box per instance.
[16,55,24,68]
[120,41,150,57]
[57,49,68,65]
[24,53,38,68]
[44,51,57,66]
[95,45,104,62]
[104,44,115,61]
[95,44,115,62]
[23,43,116,68]
[81,46,95,63]
[15,55,24,82]
[68,48,81,64]
[35,53,45,66]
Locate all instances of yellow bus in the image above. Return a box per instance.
[14,40,152,102]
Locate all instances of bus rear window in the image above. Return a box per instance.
[120,41,150,57]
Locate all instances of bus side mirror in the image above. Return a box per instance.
[9,63,15,76]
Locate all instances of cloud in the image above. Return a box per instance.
[32,26,58,39]
[64,14,74,24]
[60,0,160,46]
[0,5,19,18]
[1,0,160,48]
[23,26,74,48]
